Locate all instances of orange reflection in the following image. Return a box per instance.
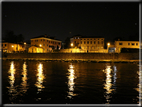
[103,65,113,104]
[67,63,77,99]
[20,62,28,93]
[35,63,45,92]
[8,61,17,100]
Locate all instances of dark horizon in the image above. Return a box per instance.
[2,2,139,43]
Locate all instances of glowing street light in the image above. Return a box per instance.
[107,43,110,53]
[12,45,14,47]
[24,42,26,45]
[71,43,73,47]
[39,44,42,47]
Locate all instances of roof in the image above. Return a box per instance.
[31,35,62,42]
[72,35,104,38]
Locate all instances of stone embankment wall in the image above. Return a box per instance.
[3,53,139,60]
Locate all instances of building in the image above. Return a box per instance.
[29,35,62,53]
[72,35,105,52]
[114,41,140,53]
[0,42,25,53]
[28,46,43,53]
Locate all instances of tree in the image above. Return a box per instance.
[64,37,71,49]
[3,30,24,43]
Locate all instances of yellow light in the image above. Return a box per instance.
[71,43,73,47]
[24,42,26,45]
[12,45,14,47]
[39,44,42,47]
[107,43,110,46]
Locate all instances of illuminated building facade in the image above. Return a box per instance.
[29,35,62,53]
[0,42,25,53]
[114,41,140,53]
[72,35,105,52]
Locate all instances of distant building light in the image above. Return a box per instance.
[12,45,14,47]
[24,42,26,45]
[39,44,42,47]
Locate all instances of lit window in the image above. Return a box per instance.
[75,37,76,39]
[131,43,135,45]
[78,37,79,39]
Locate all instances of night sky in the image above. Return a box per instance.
[2,1,139,43]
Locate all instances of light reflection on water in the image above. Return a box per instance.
[67,63,77,99]
[3,61,140,104]
[7,61,17,102]
[103,64,117,104]
[20,62,28,93]
[35,63,45,92]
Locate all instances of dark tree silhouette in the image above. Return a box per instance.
[3,30,24,43]
[64,37,71,49]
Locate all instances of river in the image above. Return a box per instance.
[2,60,141,104]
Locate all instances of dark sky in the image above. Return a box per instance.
[2,2,139,42]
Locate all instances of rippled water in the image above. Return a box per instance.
[2,60,141,104]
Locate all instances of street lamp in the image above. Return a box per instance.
[107,43,110,53]
[39,44,42,47]
[71,43,73,47]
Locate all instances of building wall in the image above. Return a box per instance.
[115,41,140,53]
[28,46,43,53]
[31,37,62,53]
[1,42,25,53]
[80,38,104,51]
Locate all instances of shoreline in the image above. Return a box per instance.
[2,58,140,63]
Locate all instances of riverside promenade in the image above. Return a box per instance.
[2,52,140,63]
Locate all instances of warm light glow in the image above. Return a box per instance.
[67,64,77,99]
[39,44,42,47]
[24,42,26,45]
[103,65,113,104]
[8,61,17,98]
[21,62,28,93]
[71,43,73,47]
[35,63,45,92]
[12,45,14,47]
[107,43,110,46]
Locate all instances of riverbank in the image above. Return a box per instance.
[2,52,140,63]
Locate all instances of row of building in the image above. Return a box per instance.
[0,34,140,53]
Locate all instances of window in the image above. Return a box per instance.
[41,39,42,41]
[81,39,82,40]
[84,39,86,40]
[43,44,45,46]
[87,41,89,44]
[74,41,76,44]
[81,41,82,44]
[136,43,138,46]
[49,41,50,43]
[58,42,60,45]
[43,39,45,41]
[47,40,48,42]
[128,43,130,45]
[131,43,135,45]
[94,41,96,44]
[87,39,89,40]
[2,44,3,46]
[119,43,123,45]
[78,37,79,39]
[101,41,103,44]
[90,39,92,40]
[84,41,86,44]
[47,44,48,46]
[94,39,96,40]
[90,41,92,44]
[5,44,6,46]
[74,37,76,39]
[98,41,99,44]
[101,39,103,40]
